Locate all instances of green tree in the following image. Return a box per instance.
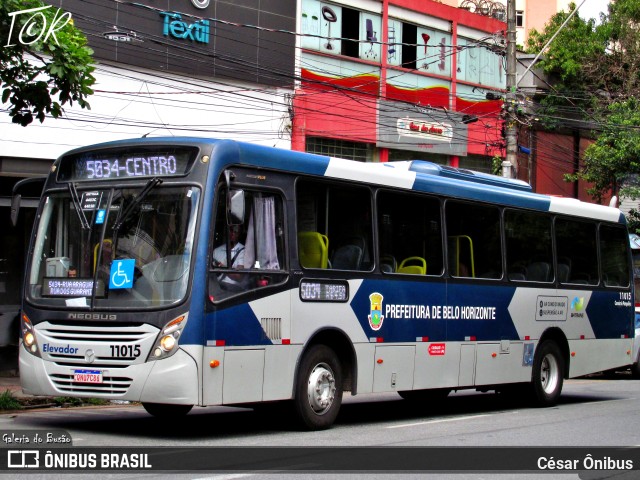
[566,98,640,202]
[525,3,608,122]
[527,0,640,221]
[597,0,640,100]
[1,0,95,126]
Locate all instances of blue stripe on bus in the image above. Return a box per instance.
[587,290,635,339]
[205,304,273,346]
[231,140,331,177]
[411,174,551,211]
[199,280,632,346]
[350,280,520,342]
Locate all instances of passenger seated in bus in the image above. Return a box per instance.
[212,225,246,290]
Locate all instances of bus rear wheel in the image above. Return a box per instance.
[293,344,343,430]
[530,340,564,407]
[142,402,193,417]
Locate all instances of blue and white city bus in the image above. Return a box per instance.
[17,138,634,429]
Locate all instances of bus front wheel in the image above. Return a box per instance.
[530,340,564,407]
[142,402,193,417]
[293,344,343,430]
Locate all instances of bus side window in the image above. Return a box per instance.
[209,188,286,301]
[446,200,501,279]
[296,179,373,271]
[505,209,553,283]
[556,218,598,285]
[377,191,443,276]
[600,225,630,287]
[448,235,474,278]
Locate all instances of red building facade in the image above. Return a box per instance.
[292,0,506,170]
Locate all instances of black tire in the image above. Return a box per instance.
[142,402,193,417]
[631,361,640,379]
[530,340,564,407]
[293,344,343,430]
[398,388,450,402]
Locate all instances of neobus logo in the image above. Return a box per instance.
[68,313,117,320]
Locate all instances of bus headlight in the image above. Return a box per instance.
[150,314,187,360]
[21,313,40,357]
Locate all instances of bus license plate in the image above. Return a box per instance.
[74,369,103,384]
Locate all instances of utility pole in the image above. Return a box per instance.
[503,0,517,179]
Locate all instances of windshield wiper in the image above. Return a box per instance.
[113,177,163,231]
[67,182,90,229]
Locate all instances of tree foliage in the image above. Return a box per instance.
[525,4,608,121]
[565,98,640,201]
[0,0,95,126]
[526,0,640,214]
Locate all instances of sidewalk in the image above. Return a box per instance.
[0,345,24,398]
[0,348,57,405]
[0,373,25,399]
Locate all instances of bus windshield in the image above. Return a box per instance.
[27,184,200,309]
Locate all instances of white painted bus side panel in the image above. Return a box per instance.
[459,344,476,386]
[475,342,530,386]
[222,349,265,404]
[249,289,292,343]
[372,345,415,392]
[262,344,302,401]
[202,346,225,405]
[290,281,370,344]
[567,339,633,378]
[413,343,461,390]
[508,288,595,340]
[354,342,375,394]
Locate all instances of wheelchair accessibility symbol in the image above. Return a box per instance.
[109,259,135,289]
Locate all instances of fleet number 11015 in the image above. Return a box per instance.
[110,345,141,358]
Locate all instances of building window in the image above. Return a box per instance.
[458,155,492,174]
[401,22,417,70]
[516,10,524,28]
[341,7,360,58]
[306,137,373,162]
[387,149,448,165]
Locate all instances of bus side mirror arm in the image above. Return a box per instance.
[11,176,46,227]
[10,194,21,227]
[223,169,245,225]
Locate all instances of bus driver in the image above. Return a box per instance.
[212,225,245,290]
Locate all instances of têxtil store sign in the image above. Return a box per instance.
[160,12,209,44]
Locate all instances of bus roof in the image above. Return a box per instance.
[57,137,625,224]
[399,160,532,192]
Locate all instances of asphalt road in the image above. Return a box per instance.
[1,374,640,479]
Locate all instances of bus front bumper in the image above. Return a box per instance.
[19,343,199,405]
